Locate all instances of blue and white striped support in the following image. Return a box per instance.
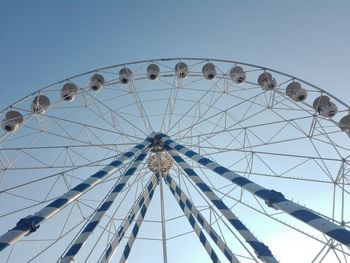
[160,134,350,249]
[118,175,159,263]
[164,173,240,263]
[99,173,159,263]
[0,133,155,252]
[164,146,277,263]
[60,148,149,263]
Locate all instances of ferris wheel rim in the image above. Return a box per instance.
[2,57,349,114]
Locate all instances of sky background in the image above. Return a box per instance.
[0,1,350,262]
[0,0,349,111]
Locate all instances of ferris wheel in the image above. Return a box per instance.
[0,58,349,263]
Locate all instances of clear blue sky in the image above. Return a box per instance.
[0,0,349,110]
[1,1,350,262]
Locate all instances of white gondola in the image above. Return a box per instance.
[175,62,188,79]
[285,82,307,102]
[339,114,350,133]
[31,95,50,114]
[258,72,277,90]
[61,83,78,102]
[230,66,246,83]
[313,95,338,118]
[89,73,105,91]
[147,64,160,80]
[1,110,24,132]
[202,63,216,80]
[119,68,133,84]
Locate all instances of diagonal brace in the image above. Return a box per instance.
[164,172,240,263]
[160,133,350,249]
[0,133,155,252]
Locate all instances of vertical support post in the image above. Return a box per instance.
[119,175,159,263]
[99,173,159,263]
[0,133,155,252]
[157,152,168,263]
[164,172,222,263]
[164,173,241,263]
[60,147,149,263]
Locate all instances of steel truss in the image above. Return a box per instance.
[1,133,349,262]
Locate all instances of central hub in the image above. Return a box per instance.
[151,134,164,153]
[147,152,172,173]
